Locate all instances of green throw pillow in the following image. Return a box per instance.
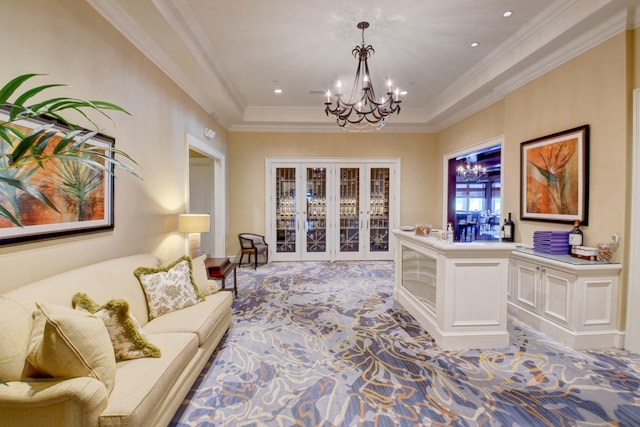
[134,255,204,320]
[72,293,161,360]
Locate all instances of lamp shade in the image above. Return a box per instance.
[178,214,210,233]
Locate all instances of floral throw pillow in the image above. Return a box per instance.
[134,255,204,320]
[72,293,161,360]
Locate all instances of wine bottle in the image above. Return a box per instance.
[569,220,583,256]
[503,212,514,242]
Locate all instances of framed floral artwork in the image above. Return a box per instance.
[520,125,589,224]
[0,108,115,245]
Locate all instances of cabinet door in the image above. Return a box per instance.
[513,259,540,313]
[365,165,393,260]
[273,166,301,261]
[301,166,331,261]
[541,266,575,327]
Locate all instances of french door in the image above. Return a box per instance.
[267,158,398,262]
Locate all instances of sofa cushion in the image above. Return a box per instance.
[100,332,198,426]
[2,254,160,328]
[72,293,161,360]
[192,255,219,296]
[27,302,116,394]
[143,291,233,346]
[134,256,203,320]
[0,297,32,381]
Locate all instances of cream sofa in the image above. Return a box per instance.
[0,253,233,427]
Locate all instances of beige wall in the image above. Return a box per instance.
[434,101,506,222]
[0,0,226,292]
[227,132,435,256]
[436,32,632,327]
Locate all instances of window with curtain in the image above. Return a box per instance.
[455,182,486,211]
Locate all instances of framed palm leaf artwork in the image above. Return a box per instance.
[0,108,115,244]
[520,125,589,224]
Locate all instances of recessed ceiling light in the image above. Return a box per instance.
[400,91,408,96]
[274,89,282,94]
[503,10,513,17]
[470,42,479,48]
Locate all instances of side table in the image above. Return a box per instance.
[204,257,237,297]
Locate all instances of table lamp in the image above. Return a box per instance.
[178,214,210,258]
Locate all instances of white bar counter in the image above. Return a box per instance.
[393,229,516,350]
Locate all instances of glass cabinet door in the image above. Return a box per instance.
[275,167,297,253]
[401,245,437,315]
[339,167,361,255]
[368,167,390,253]
[305,167,327,255]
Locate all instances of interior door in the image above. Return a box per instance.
[302,165,331,261]
[335,165,364,260]
[273,166,301,261]
[365,165,393,260]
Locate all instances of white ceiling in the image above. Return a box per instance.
[87,0,640,133]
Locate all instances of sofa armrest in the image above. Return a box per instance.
[0,377,108,427]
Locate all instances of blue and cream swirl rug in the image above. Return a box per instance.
[170,261,640,426]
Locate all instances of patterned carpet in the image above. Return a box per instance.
[170,261,640,426]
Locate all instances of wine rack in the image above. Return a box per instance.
[275,167,296,253]
[369,168,390,252]
[305,167,327,253]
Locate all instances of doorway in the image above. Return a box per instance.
[189,153,214,256]
[443,136,503,242]
[186,133,226,257]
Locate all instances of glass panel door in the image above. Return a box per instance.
[339,167,361,255]
[304,167,328,256]
[275,167,297,253]
[369,167,390,253]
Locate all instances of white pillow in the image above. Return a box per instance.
[134,255,203,320]
[192,255,215,296]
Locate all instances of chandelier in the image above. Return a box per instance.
[324,21,401,132]
[457,161,487,182]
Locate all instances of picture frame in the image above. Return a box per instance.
[520,125,589,224]
[0,108,115,245]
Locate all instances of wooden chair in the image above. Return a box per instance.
[238,233,269,269]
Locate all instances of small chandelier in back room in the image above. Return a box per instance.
[324,21,401,132]
[457,160,487,182]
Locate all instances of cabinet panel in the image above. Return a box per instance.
[543,268,573,326]
[514,261,538,312]
[583,279,613,326]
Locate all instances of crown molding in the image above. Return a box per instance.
[86,0,236,128]
[151,0,246,117]
[88,0,637,134]
[425,1,633,132]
